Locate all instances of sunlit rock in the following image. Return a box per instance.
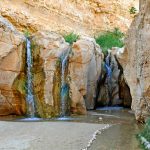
[0,16,25,115]
[69,37,102,111]
[0,0,138,36]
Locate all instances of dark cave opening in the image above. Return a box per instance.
[94,53,132,109]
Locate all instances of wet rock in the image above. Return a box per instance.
[96,50,132,107]
[0,19,103,117]
[31,32,103,116]
[31,31,70,117]
[97,53,121,106]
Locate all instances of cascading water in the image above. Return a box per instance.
[105,53,113,105]
[60,49,70,117]
[26,37,35,118]
[105,53,112,78]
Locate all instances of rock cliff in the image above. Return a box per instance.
[1,0,150,122]
[0,0,138,36]
[115,0,150,121]
[0,16,25,115]
[0,15,102,117]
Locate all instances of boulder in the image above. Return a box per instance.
[0,16,25,116]
[69,37,102,110]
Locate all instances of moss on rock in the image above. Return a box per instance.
[12,43,27,115]
[52,58,61,116]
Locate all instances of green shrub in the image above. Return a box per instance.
[64,32,79,44]
[24,29,31,37]
[129,7,137,14]
[137,118,150,150]
[95,28,124,55]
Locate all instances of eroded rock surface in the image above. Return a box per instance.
[0,16,25,115]
[116,0,150,121]
[69,37,102,111]
[0,14,103,117]
[32,33,103,116]
[96,50,132,108]
[31,31,70,117]
[0,0,138,36]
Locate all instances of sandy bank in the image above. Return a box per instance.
[0,121,108,150]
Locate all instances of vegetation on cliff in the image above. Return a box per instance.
[64,33,79,44]
[95,28,124,55]
[129,7,137,14]
[137,118,150,150]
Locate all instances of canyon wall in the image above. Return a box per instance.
[1,0,150,121]
[0,15,102,117]
[0,16,26,115]
[116,0,150,122]
[0,0,138,36]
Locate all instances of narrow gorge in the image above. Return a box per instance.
[0,1,148,120]
[0,0,149,150]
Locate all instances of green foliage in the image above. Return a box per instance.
[129,7,137,14]
[140,119,150,141]
[95,28,124,55]
[64,32,79,44]
[55,58,61,67]
[24,29,30,37]
[137,118,150,150]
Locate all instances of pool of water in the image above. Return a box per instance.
[89,108,143,150]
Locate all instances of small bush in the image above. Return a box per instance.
[140,119,150,141]
[64,32,79,44]
[137,118,150,150]
[95,28,124,55]
[24,29,30,37]
[129,7,137,14]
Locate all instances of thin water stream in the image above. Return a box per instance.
[26,37,35,117]
[60,49,70,116]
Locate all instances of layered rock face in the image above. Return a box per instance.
[116,0,150,121]
[0,0,138,36]
[0,16,25,115]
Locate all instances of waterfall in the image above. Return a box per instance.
[60,49,70,117]
[105,53,112,78]
[26,37,35,117]
[105,53,113,105]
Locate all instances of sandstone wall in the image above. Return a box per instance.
[0,15,103,117]
[0,0,138,36]
[117,0,150,121]
[0,16,26,115]
[69,37,102,111]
